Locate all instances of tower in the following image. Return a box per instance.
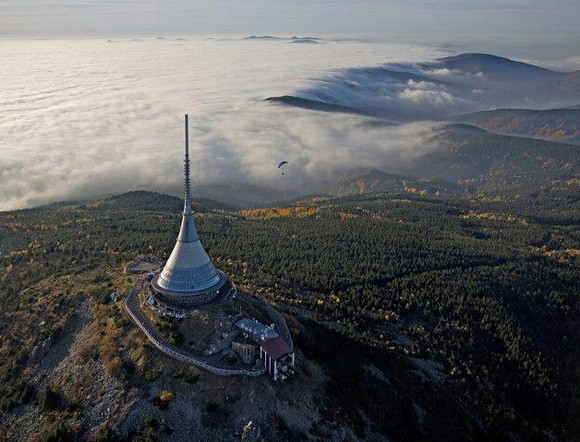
[150,115,228,307]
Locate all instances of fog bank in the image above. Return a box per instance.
[0,38,445,210]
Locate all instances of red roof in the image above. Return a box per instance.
[260,336,293,360]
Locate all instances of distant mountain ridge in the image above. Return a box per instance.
[265,53,580,121]
[434,53,580,95]
[451,107,580,144]
[435,53,563,82]
[102,191,235,212]
[243,35,281,40]
[554,70,580,94]
[243,35,321,43]
[318,123,580,199]
[265,95,369,115]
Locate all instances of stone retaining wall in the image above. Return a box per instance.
[125,279,266,377]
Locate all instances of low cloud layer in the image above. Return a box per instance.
[0,38,445,210]
[0,38,576,210]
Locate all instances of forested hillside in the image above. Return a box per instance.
[451,108,580,144]
[0,190,578,440]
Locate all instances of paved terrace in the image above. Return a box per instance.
[125,278,267,377]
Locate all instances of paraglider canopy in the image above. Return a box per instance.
[277,160,289,175]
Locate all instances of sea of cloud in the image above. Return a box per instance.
[0,37,573,210]
[0,38,449,210]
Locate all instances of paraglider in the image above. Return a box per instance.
[277,161,289,175]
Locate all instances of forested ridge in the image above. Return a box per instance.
[0,189,578,440]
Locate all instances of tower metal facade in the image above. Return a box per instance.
[150,115,227,306]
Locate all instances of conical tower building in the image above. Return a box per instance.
[150,115,228,307]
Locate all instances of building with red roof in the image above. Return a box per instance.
[259,336,295,381]
[235,318,295,381]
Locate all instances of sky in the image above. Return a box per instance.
[1,1,578,63]
[1,1,579,43]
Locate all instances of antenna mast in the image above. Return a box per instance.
[184,114,192,208]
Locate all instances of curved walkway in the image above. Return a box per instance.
[125,279,266,377]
